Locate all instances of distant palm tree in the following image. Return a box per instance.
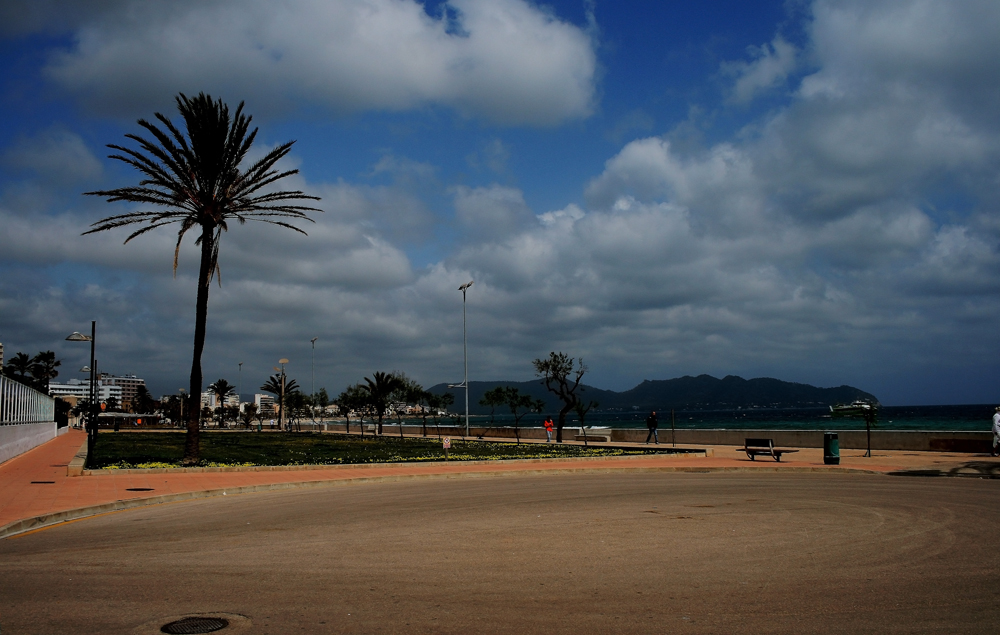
[84,93,321,463]
[29,351,61,393]
[361,371,404,435]
[3,352,34,385]
[207,378,236,427]
[261,374,299,428]
[133,385,157,414]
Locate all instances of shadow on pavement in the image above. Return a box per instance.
[889,459,1000,479]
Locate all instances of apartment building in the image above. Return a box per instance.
[49,378,123,402]
[99,373,146,404]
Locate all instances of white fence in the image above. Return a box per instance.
[0,375,55,426]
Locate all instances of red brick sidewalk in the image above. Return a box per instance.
[1,428,993,538]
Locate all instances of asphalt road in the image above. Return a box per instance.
[2,472,999,634]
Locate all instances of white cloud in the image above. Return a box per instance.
[723,35,798,103]
[2,127,102,184]
[4,0,1000,405]
[537,203,585,227]
[40,0,596,125]
[452,184,534,239]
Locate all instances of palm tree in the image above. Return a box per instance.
[261,374,299,430]
[133,385,157,414]
[207,378,236,427]
[361,371,404,435]
[3,352,34,386]
[29,351,61,393]
[84,93,321,463]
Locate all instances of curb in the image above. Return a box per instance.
[67,438,88,476]
[1,463,882,540]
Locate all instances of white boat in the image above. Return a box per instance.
[830,400,876,417]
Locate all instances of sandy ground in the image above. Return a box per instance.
[2,471,999,634]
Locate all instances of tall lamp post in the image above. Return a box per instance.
[459,281,473,437]
[66,321,96,459]
[310,337,318,422]
[178,389,187,428]
[278,358,289,431]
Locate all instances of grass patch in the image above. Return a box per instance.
[92,432,664,469]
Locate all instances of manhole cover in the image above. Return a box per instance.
[127,487,155,491]
[160,616,229,634]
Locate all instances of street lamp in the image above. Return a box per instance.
[278,358,289,431]
[310,337,318,422]
[66,321,96,458]
[178,388,187,428]
[459,281,474,437]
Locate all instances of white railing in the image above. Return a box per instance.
[0,375,55,426]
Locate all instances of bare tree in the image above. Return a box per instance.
[532,351,587,443]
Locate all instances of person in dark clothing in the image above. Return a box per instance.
[645,411,658,444]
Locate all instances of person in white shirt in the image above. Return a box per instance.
[992,408,1000,457]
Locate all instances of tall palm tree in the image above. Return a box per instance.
[84,93,321,463]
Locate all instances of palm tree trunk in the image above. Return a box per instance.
[184,225,214,464]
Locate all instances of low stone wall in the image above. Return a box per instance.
[0,421,58,465]
[302,422,992,453]
[622,429,992,453]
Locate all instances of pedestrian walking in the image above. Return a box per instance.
[992,407,1000,457]
[645,410,659,444]
[544,417,554,443]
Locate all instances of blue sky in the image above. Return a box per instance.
[1,0,999,406]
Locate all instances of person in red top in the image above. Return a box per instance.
[544,417,554,443]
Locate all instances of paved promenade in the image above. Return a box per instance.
[2,429,998,539]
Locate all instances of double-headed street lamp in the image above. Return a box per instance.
[66,321,96,457]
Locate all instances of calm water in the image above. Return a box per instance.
[472,404,997,432]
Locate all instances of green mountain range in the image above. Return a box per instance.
[428,375,877,415]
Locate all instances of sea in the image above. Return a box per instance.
[471,404,996,432]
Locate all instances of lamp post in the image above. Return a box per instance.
[310,337,318,422]
[178,389,187,428]
[459,281,473,437]
[278,358,289,431]
[66,321,96,460]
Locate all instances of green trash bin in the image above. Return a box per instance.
[824,432,840,465]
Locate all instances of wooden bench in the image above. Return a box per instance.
[574,434,611,442]
[739,438,799,462]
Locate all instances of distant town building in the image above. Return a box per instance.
[201,391,240,409]
[49,378,123,403]
[254,393,276,414]
[99,373,146,405]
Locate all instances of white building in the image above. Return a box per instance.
[201,391,240,409]
[254,393,276,413]
[49,378,123,403]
